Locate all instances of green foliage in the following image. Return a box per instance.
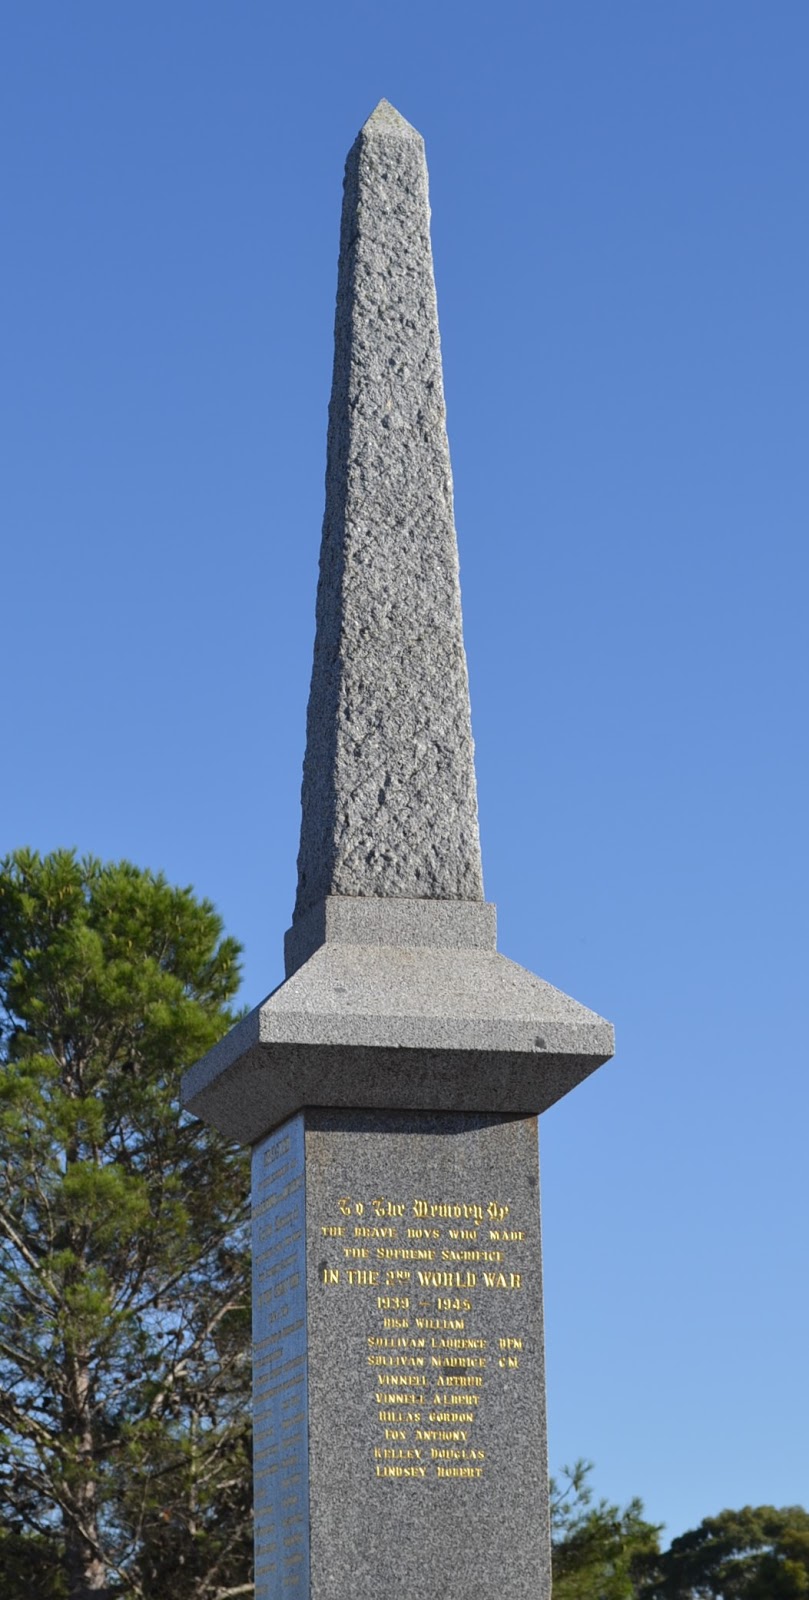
[640,1504,809,1600]
[551,1468,809,1600]
[0,1527,68,1597]
[0,849,251,1600]
[551,1459,662,1600]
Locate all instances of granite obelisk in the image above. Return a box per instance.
[296,96,482,915]
[182,101,614,1600]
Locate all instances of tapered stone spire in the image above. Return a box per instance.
[294,100,483,920]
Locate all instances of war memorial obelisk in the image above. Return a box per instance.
[182,100,614,1600]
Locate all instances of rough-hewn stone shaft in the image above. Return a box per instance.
[294,100,483,919]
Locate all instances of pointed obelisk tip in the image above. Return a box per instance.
[292,84,483,918]
[360,99,421,140]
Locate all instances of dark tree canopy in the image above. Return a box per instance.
[551,1464,809,1600]
[641,1504,809,1600]
[0,849,252,1600]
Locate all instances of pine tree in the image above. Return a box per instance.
[551,1459,662,1600]
[0,850,252,1600]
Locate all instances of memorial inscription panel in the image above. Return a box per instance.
[318,1189,526,1482]
[305,1108,549,1600]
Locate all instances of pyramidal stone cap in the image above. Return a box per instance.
[181,102,614,1147]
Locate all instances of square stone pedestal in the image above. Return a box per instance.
[251,1108,550,1600]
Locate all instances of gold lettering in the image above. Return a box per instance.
[375,1388,428,1403]
[427,1411,475,1423]
[415,1316,466,1331]
[311,1192,533,1493]
[375,1374,426,1388]
[415,1270,477,1290]
[430,1354,486,1368]
[378,1247,434,1262]
[371,1198,406,1219]
[367,1335,426,1349]
[375,1464,427,1478]
[441,1248,503,1263]
[433,1375,484,1388]
[430,1393,479,1408]
[367,1353,425,1367]
[435,1464,484,1478]
[413,1200,484,1224]
[430,1447,485,1460]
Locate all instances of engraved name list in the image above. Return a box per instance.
[319,1192,529,1482]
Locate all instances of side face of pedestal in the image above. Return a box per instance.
[252,1119,310,1598]
[252,1109,550,1600]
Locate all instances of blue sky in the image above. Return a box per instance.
[2,1,807,1544]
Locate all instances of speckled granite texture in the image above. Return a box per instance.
[284,896,497,978]
[181,902,614,1144]
[301,1107,549,1600]
[251,1118,309,1600]
[293,100,483,917]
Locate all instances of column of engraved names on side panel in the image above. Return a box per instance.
[319,1193,528,1481]
[251,1118,309,1598]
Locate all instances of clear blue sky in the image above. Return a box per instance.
[2,1,807,1545]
